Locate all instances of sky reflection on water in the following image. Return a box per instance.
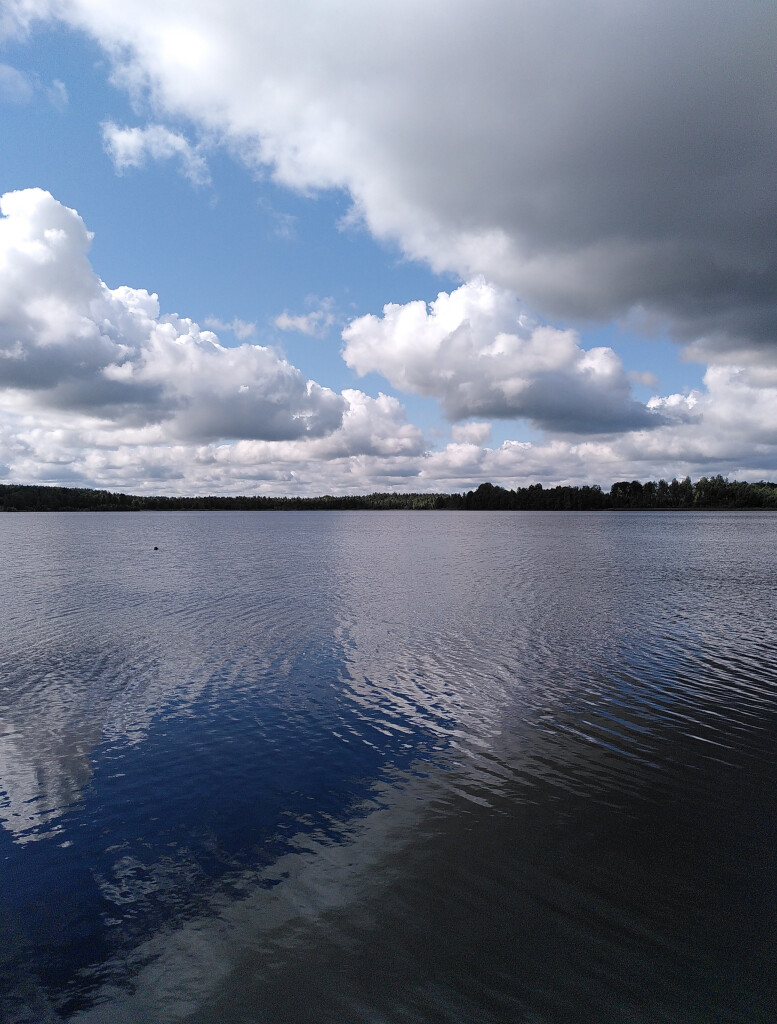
[1,511,776,1023]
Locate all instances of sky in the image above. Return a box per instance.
[0,0,775,496]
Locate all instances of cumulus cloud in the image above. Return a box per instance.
[0,188,343,441]
[2,0,777,492]
[3,191,774,496]
[311,389,424,460]
[0,188,440,493]
[3,355,777,496]
[343,279,658,434]
[101,122,210,186]
[9,0,775,352]
[1,387,427,496]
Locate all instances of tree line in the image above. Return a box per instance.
[0,475,776,512]
[460,477,777,510]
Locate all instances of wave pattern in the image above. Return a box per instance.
[0,511,775,1023]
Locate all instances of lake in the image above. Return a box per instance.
[1,511,776,1023]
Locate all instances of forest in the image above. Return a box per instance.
[1,476,776,512]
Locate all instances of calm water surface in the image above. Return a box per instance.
[0,511,775,1023]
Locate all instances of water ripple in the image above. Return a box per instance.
[0,511,775,1022]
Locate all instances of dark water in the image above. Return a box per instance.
[1,511,775,1023]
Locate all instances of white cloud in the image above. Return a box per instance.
[2,190,777,495]
[343,279,658,434]
[1,389,428,496]
[0,188,342,441]
[13,0,775,352]
[274,297,335,337]
[451,422,491,446]
[202,316,256,340]
[0,2,51,39]
[101,121,210,186]
[0,189,437,492]
[310,389,424,460]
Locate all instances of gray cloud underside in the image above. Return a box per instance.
[432,367,660,435]
[0,189,345,442]
[2,5,777,492]
[7,0,774,352]
[342,281,663,435]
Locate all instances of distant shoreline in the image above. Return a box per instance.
[1,478,776,512]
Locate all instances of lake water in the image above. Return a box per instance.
[1,511,775,1023]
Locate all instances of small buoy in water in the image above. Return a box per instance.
[153,546,158,550]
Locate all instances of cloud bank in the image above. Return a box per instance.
[1,189,777,496]
[0,189,433,492]
[5,0,775,354]
[2,5,777,493]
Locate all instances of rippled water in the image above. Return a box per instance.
[1,511,776,1023]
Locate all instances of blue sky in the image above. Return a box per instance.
[0,2,775,495]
